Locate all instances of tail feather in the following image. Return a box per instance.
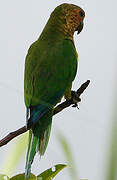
[25,109,52,179]
[25,130,39,179]
[39,122,52,155]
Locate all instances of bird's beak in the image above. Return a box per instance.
[76,21,84,34]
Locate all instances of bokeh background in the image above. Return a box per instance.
[0,0,116,179]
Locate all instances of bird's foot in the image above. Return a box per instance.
[71,91,81,109]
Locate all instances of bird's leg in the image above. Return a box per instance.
[71,90,81,109]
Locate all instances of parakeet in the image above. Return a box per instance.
[24,3,85,179]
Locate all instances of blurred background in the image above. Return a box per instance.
[0,0,117,179]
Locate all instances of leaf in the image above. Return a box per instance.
[37,164,67,180]
[10,173,36,180]
[2,132,28,176]
[0,174,10,180]
[105,97,117,180]
[56,132,78,179]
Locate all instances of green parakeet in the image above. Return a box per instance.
[24,3,85,178]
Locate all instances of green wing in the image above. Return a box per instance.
[24,38,78,107]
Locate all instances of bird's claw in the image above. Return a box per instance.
[72,103,79,109]
[71,91,81,109]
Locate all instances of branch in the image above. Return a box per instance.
[0,80,90,147]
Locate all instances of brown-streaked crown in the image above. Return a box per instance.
[51,3,85,37]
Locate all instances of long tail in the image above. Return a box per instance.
[25,107,52,179]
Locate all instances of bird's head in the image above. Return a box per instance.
[51,3,85,37]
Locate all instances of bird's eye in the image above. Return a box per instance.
[79,11,84,17]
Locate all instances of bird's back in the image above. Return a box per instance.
[24,36,78,108]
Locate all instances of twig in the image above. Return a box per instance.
[0,80,90,147]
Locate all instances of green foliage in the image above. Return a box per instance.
[105,99,117,180]
[2,133,28,176]
[37,164,67,180]
[0,174,9,180]
[10,173,36,180]
[56,132,78,180]
[1,164,66,180]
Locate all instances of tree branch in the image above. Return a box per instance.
[0,80,90,147]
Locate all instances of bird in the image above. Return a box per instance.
[24,3,85,179]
